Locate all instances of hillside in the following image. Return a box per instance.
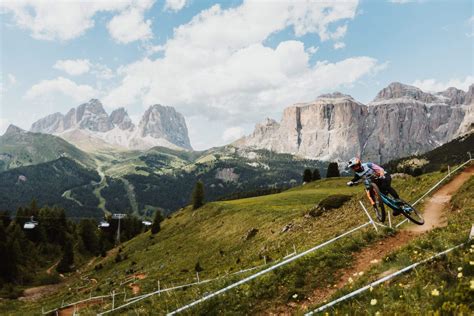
[308,171,474,314]
[4,164,472,315]
[0,137,327,218]
[0,157,101,218]
[383,131,474,174]
[0,125,95,171]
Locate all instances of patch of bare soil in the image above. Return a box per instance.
[18,284,64,302]
[57,298,105,316]
[129,283,141,295]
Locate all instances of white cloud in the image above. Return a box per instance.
[104,0,364,106]
[164,0,187,12]
[222,127,245,143]
[92,64,115,80]
[7,73,16,85]
[107,3,154,44]
[307,46,319,55]
[334,42,346,50]
[54,59,91,76]
[467,16,474,37]
[412,76,474,92]
[0,0,155,42]
[25,77,97,102]
[102,0,381,149]
[53,59,115,80]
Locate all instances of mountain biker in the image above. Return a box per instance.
[346,157,402,216]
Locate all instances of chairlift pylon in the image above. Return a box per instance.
[23,216,38,230]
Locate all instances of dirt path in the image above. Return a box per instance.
[406,164,474,233]
[46,260,60,275]
[267,164,474,315]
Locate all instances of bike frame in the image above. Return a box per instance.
[363,178,400,211]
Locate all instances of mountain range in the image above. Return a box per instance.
[1,81,473,217]
[236,82,473,163]
[30,99,192,151]
[28,82,474,164]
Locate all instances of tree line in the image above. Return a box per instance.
[0,200,163,298]
[302,162,340,183]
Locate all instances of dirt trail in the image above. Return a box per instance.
[406,164,474,233]
[268,164,473,315]
[46,260,60,275]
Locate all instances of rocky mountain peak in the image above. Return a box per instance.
[260,118,278,127]
[317,92,353,100]
[4,124,25,135]
[464,84,474,105]
[64,99,111,132]
[437,87,466,105]
[109,108,134,130]
[31,112,64,133]
[373,82,436,103]
[139,104,192,149]
[29,100,192,151]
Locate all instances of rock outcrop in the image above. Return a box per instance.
[236,82,473,163]
[138,105,191,150]
[109,108,134,131]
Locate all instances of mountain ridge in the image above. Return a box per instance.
[236,82,474,163]
[30,99,192,151]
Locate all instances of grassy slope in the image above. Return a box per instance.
[0,130,95,171]
[318,175,474,315]
[1,168,454,315]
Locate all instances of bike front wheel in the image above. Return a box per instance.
[369,183,386,223]
[398,200,424,225]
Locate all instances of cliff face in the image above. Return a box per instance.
[138,105,191,150]
[236,83,473,163]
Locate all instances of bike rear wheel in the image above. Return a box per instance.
[399,200,424,225]
[369,183,386,223]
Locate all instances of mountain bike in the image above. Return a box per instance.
[363,175,424,225]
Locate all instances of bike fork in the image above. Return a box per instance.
[366,190,375,206]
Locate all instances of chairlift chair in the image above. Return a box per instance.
[23,216,38,230]
[98,220,110,228]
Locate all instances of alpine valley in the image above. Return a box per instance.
[0,82,472,219]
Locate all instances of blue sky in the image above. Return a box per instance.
[1,0,473,149]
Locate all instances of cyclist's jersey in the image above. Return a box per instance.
[351,162,385,182]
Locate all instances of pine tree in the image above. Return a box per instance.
[57,237,74,273]
[151,211,164,234]
[79,219,99,255]
[4,223,25,281]
[326,162,341,178]
[312,169,321,181]
[0,222,8,281]
[191,180,205,210]
[303,169,312,183]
